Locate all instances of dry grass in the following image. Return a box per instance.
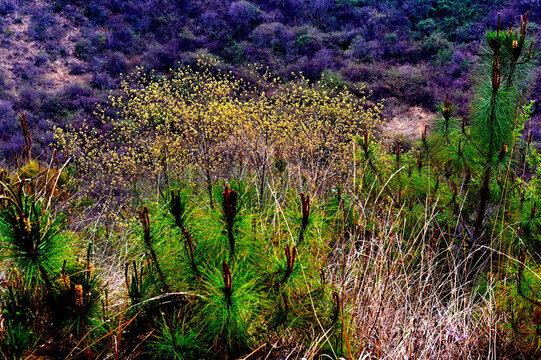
[324,222,493,359]
[250,182,522,359]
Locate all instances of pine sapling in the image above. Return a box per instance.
[282,245,297,283]
[139,206,171,293]
[170,189,197,272]
[299,193,310,244]
[222,185,238,256]
[222,261,232,307]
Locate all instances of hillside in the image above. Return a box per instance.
[0,0,540,161]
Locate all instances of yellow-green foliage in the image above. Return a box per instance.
[497,260,541,355]
[1,161,70,209]
[54,57,382,196]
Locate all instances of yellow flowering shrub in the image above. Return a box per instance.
[54,58,383,201]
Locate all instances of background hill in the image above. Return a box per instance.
[0,0,540,161]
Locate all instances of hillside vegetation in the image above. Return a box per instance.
[0,0,540,162]
[0,9,541,359]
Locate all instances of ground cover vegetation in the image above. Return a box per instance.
[0,10,541,359]
[0,0,541,162]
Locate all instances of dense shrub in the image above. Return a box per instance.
[39,96,61,118]
[74,39,94,60]
[62,83,92,100]
[18,87,43,112]
[386,65,435,107]
[67,61,86,75]
[0,100,16,140]
[0,70,9,94]
[294,25,323,56]
[151,13,181,40]
[29,8,60,41]
[416,18,437,35]
[251,22,295,56]
[422,31,452,58]
[86,3,107,24]
[110,25,135,52]
[13,63,38,81]
[54,58,383,199]
[105,51,128,75]
[58,83,94,111]
[228,1,263,32]
[345,36,381,62]
[339,62,377,82]
[0,0,17,16]
[200,11,228,41]
[33,53,48,67]
[142,42,181,72]
[90,72,115,89]
[1,134,24,158]
[447,48,470,77]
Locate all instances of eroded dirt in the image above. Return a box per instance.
[382,106,435,141]
[0,7,90,96]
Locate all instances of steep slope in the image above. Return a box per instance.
[0,0,539,162]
